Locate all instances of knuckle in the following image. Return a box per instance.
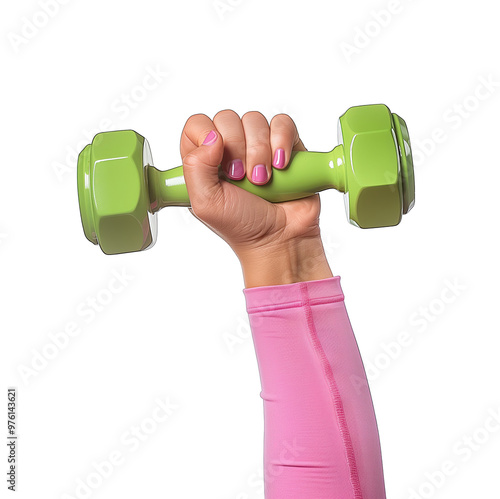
[242,110,267,122]
[182,152,199,167]
[246,141,269,154]
[220,132,245,146]
[254,128,271,144]
[185,113,209,126]
[271,113,294,129]
[214,109,239,121]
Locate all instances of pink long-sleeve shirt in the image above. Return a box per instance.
[243,276,386,499]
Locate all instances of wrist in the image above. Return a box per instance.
[237,236,333,288]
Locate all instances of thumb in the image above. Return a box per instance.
[182,130,224,207]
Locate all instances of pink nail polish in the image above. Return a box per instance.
[273,148,285,169]
[203,130,217,146]
[225,159,245,180]
[251,164,268,183]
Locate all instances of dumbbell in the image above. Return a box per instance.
[77,103,415,255]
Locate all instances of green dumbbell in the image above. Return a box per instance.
[77,103,415,255]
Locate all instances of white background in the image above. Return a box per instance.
[1,1,499,498]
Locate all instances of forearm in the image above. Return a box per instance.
[243,275,386,498]
[237,236,333,288]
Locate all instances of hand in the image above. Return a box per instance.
[180,110,333,287]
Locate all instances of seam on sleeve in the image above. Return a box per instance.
[299,282,363,499]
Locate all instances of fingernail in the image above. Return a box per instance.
[203,130,217,146]
[251,164,268,183]
[224,159,245,180]
[273,148,285,168]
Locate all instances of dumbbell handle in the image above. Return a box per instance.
[147,145,346,212]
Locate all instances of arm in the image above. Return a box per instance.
[241,247,386,498]
[180,110,386,498]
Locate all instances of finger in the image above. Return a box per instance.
[270,114,307,170]
[180,114,224,207]
[180,113,217,158]
[241,111,272,185]
[213,109,246,181]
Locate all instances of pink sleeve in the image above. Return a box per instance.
[243,276,386,499]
